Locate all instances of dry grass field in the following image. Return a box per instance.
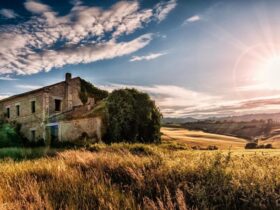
[1,127,280,209]
[161,126,247,149]
[260,135,280,148]
[1,144,280,209]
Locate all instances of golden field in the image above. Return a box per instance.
[0,141,280,209]
[161,126,247,149]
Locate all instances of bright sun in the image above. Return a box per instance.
[257,55,280,89]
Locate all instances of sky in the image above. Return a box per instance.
[1,0,280,118]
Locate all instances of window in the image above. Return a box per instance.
[6,107,10,118]
[55,99,62,112]
[31,101,36,113]
[16,105,20,117]
[31,130,36,141]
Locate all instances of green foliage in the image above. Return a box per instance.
[0,147,58,160]
[22,138,46,148]
[0,122,22,148]
[79,79,109,104]
[105,88,162,143]
[245,142,273,149]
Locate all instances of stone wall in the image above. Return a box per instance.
[0,91,45,140]
[59,117,102,142]
[43,78,83,117]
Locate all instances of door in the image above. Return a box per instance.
[50,125,59,143]
[46,125,59,146]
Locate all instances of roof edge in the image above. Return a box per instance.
[0,77,81,103]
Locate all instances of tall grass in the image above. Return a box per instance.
[0,143,280,209]
[0,147,59,160]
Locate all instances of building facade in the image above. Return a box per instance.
[0,73,102,144]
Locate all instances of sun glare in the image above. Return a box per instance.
[257,55,280,89]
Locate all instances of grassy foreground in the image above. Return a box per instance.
[0,143,280,209]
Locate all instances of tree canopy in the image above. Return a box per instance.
[105,88,162,143]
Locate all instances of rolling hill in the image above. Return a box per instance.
[161,126,247,149]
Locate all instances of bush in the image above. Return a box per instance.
[192,145,219,150]
[207,145,219,150]
[245,142,258,149]
[105,88,162,144]
[0,122,22,148]
[22,138,46,148]
[245,143,273,149]
[265,144,273,149]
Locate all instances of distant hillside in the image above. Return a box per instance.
[163,112,280,124]
[182,121,274,140]
[162,117,198,124]
[222,113,280,122]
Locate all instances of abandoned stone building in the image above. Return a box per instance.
[0,73,103,144]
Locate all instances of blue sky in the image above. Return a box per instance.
[1,0,280,118]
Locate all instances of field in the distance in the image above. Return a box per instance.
[161,126,247,149]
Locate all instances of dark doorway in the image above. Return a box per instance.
[47,125,59,146]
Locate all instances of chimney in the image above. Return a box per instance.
[65,72,72,82]
[65,73,73,110]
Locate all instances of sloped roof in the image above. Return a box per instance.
[0,77,81,103]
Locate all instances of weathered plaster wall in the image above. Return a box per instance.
[60,117,102,142]
[0,91,45,140]
[48,78,83,116]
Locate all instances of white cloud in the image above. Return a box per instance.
[24,0,51,14]
[183,15,201,25]
[130,52,166,62]
[155,0,177,22]
[16,84,42,90]
[0,95,8,100]
[0,76,18,81]
[10,33,153,74]
[0,9,18,19]
[0,1,176,75]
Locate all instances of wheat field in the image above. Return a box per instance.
[161,126,247,149]
[0,142,280,209]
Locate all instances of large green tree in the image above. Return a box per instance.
[105,88,162,143]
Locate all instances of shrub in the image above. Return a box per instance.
[245,143,273,149]
[192,145,201,150]
[105,88,162,144]
[207,145,219,150]
[245,142,258,149]
[265,144,273,149]
[50,140,88,148]
[0,122,22,148]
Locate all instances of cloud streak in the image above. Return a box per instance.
[155,0,177,22]
[0,0,176,75]
[130,52,166,62]
[183,15,201,25]
[0,9,18,19]
[0,76,18,81]
[101,83,280,118]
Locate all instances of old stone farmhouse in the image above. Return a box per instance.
[0,73,103,144]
